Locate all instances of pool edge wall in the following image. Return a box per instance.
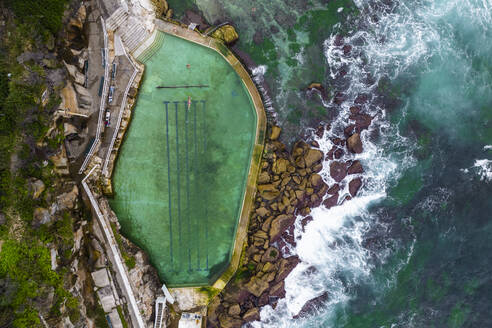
[109,20,266,291]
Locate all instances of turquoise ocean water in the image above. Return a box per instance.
[170,0,492,326]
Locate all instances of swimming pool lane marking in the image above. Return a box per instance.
[192,100,200,271]
[201,100,209,270]
[164,101,174,268]
[173,101,182,269]
[183,100,192,272]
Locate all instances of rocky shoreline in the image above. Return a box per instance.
[208,107,372,327]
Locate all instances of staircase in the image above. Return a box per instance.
[106,7,151,53]
[136,31,165,63]
[154,297,166,328]
[106,7,128,31]
[120,17,150,53]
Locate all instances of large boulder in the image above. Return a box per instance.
[270,126,281,140]
[323,193,338,209]
[349,178,362,197]
[275,256,300,282]
[245,275,270,297]
[242,307,260,322]
[212,25,239,44]
[218,314,243,328]
[329,161,347,183]
[261,247,279,262]
[347,133,363,153]
[56,185,79,210]
[269,214,295,242]
[257,184,280,200]
[304,149,323,167]
[272,158,289,174]
[348,160,364,174]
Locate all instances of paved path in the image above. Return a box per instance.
[82,166,145,328]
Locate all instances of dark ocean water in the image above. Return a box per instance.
[171,0,492,326]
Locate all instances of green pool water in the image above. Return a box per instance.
[109,32,257,286]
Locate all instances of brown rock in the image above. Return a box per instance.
[309,173,323,188]
[312,163,323,173]
[242,308,260,322]
[256,207,269,217]
[269,214,295,241]
[350,113,372,130]
[212,25,239,44]
[258,184,280,200]
[276,256,300,282]
[270,281,286,298]
[347,133,363,153]
[301,215,313,231]
[330,161,347,182]
[258,171,270,184]
[293,292,329,319]
[270,126,281,140]
[334,148,343,159]
[348,160,364,174]
[323,193,339,209]
[350,106,361,115]
[349,178,362,197]
[29,179,45,199]
[273,158,289,174]
[218,314,242,328]
[245,276,270,297]
[228,304,241,317]
[327,184,340,194]
[261,247,279,262]
[304,149,324,167]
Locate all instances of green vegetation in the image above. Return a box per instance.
[110,222,136,269]
[0,1,82,326]
[5,0,68,35]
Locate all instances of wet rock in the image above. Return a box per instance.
[275,256,300,282]
[350,113,373,131]
[315,124,326,138]
[350,106,361,115]
[348,160,364,174]
[334,35,344,46]
[347,133,363,153]
[32,208,52,228]
[344,124,356,137]
[212,25,239,44]
[301,215,313,231]
[270,126,281,140]
[343,44,352,54]
[330,161,347,182]
[293,292,329,319]
[327,184,340,194]
[334,148,343,159]
[242,307,260,322]
[269,214,295,242]
[333,92,345,105]
[354,94,368,104]
[323,193,338,209]
[269,281,285,298]
[349,178,362,197]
